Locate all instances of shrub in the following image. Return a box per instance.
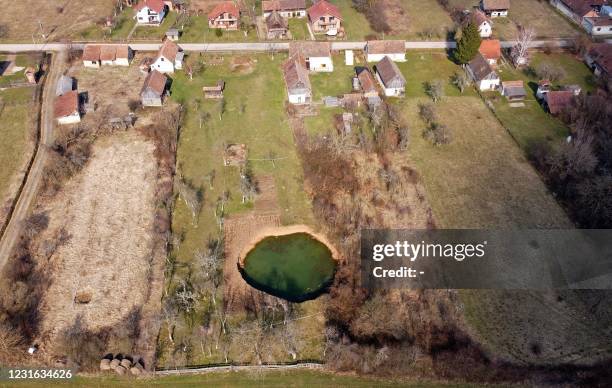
[424,122,452,145]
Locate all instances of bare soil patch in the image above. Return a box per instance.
[0,0,115,41]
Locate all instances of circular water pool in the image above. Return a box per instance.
[240,232,337,302]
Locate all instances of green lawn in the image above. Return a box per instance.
[0,369,498,387]
[159,53,318,367]
[309,54,357,100]
[489,52,595,149]
[180,16,258,43]
[131,12,178,40]
[288,18,310,41]
[447,0,580,39]
[333,0,375,40]
[388,0,456,40]
[0,88,33,209]
[396,51,478,98]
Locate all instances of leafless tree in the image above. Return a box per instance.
[511,27,535,67]
[451,71,471,93]
[176,175,202,224]
[174,279,198,314]
[425,80,445,103]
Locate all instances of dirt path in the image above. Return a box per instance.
[0,50,65,264]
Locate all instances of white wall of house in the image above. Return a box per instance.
[366,53,406,63]
[374,72,404,97]
[57,112,81,125]
[489,10,508,17]
[308,56,333,72]
[477,78,500,90]
[136,7,166,24]
[83,60,100,68]
[152,56,175,73]
[583,19,612,36]
[264,10,306,18]
[101,59,114,66]
[288,91,311,104]
[114,58,131,66]
[478,21,492,37]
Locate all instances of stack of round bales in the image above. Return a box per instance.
[99,353,145,376]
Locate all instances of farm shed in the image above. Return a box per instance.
[203,80,225,99]
[140,70,168,107]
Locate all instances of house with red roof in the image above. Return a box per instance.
[478,39,501,65]
[545,90,574,115]
[208,2,241,30]
[136,0,168,25]
[307,0,342,35]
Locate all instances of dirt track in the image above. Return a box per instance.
[0,50,65,265]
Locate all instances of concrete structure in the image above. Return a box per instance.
[365,40,406,62]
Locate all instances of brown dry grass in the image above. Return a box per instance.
[34,132,158,362]
[382,0,456,39]
[0,0,115,41]
[67,54,148,122]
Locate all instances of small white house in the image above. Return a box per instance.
[582,16,612,37]
[472,10,492,38]
[136,0,167,25]
[55,90,81,125]
[289,42,333,72]
[467,53,500,91]
[82,45,101,68]
[282,54,312,105]
[374,56,406,97]
[365,40,406,63]
[152,40,181,73]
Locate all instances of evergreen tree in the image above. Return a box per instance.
[454,23,482,64]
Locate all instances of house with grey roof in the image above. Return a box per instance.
[374,56,406,97]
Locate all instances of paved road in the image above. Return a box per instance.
[0,39,573,53]
[0,50,65,263]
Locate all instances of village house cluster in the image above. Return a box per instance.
[550,0,612,37]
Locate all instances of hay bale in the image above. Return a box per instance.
[99,358,111,371]
[120,358,132,369]
[115,365,126,375]
[130,366,143,376]
[109,358,121,370]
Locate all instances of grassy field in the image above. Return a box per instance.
[447,0,580,39]
[309,54,356,100]
[73,8,136,41]
[399,96,570,228]
[0,88,34,207]
[333,0,376,40]
[288,18,310,41]
[0,369,499,387]
[180,16,259,42]
[384,0,456,40]
[131,13,178,40]
[158,53,323,367]
[396,51,478,98]
[490,52,595,149]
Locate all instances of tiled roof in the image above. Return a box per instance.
[546,91,574,114]
[375,56,406,86]
[82,44,101,62]
[283,54,311,91]
[262,0,306,12]
[136,0,166,13]
[308,0,342,20]
[588,42,612,75]
[54,90,79,118]
[208,2,240,19]
[471,9,490,26]
[289,41,331,57]
[356,67,377,93]
[482,0,510,10]
[479,39,501,60]
[366,40,405,55]
[158,39,179,61]
[468,53,495,80]
[141,70,167,96]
